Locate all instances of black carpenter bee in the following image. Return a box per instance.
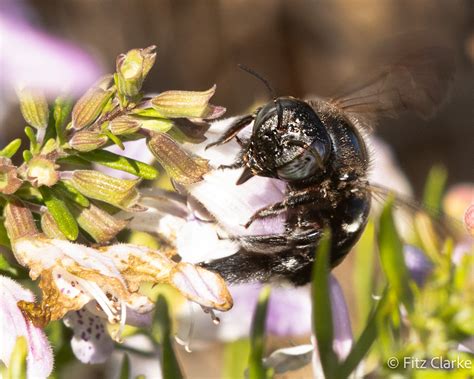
[199,41,455,285]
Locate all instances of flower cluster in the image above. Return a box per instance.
[0,45,231,375]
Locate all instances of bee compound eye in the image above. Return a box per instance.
[277,149,321,181]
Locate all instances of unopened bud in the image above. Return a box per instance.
[69,203,128,243]
[3,200,39,241]
[17,87,49,129]
[150,85,225,119]
[70,170,141,210]
[147,132,209,185]
[70,130,108,152]
[41,211,67,240]
[0,157,22,194]
[108,115,141,135]
[116,46,156,97]
[72,76,114,130]
[20,157,59,187]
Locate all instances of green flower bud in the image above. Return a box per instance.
[150,85,225,119]
[70,170,141,210]
[69,130,108,152]
[69,203,128,243]
[3,200,39,241]
[0,157,22,195]
[20,157,59,187]
[16,87,49,129]
[147,132,209,185]
[108,115,141,135]
[41,211,67,240]
[72,76,114,130]
[116,45,156,97]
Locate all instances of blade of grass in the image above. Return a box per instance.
[223,339,251,379]
[248,286,271,379]
[378,198,413,311]
[312,229,337,378]
[337,288,389,378]
[152,295,183,379]
[119,353,130,379]
[422,165,447,217]
[353,219,376,331]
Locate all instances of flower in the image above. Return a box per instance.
[0,9,101,96]
[0,275,53,378]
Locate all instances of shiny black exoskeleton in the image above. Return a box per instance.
[202,97,371,285]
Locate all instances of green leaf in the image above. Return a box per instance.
[312,229,337,378]
[0,254,18,276]
[422,165,447,216]
[0,220,11,248]
[24,126,39,153]
[23,150,33,162]
[78,149,158,180]
[8,336,27,379]
[119,353,130,379]
[378,198,413,311]
[248,286,271,379]
[354,220,376,330]
[53,181,90,207]
[39,186,79,241]
[337,288,389,378]
[104,130,125,150]
[223,339,251,379]
[0,139,22,158]
[152,295,183,379]
[54,96,73,145]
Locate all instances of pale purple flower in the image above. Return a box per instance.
[0,275,53,378]
[0,10,101,97]
[403,245,433,286]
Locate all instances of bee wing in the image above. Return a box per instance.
[330,40,455,131]
[368,183,460,242]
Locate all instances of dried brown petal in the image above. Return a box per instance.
[0,157,22,194]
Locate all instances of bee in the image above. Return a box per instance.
[199,40,455,285]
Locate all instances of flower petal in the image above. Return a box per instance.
[263,344,313,374]
[64,308,114,364]
[170,263,233,311]
[0,275,53,378]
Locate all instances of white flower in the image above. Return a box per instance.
[0,275,53,378]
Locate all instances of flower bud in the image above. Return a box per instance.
[3,200,39,241]
[41,211,67,240]
[72,76,114,130]
[69,130,108,152]
[0,157,22,194]
[147,132,209,185]
[17,87,49,129]
[70,170,141,210]
[116,46,156,97]
[20,157,59,187]
[69,203,128,243]
[108,115,141,135]
[150,85,225,119]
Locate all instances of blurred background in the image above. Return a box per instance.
[0,1,473,378]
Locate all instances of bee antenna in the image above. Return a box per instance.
[237,64,283,129]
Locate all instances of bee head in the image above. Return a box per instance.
[242,97,332,183]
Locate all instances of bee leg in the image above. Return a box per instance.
[205,114,255,150]
[244,201,287,228]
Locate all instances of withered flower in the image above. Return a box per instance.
[0,157,22,194]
